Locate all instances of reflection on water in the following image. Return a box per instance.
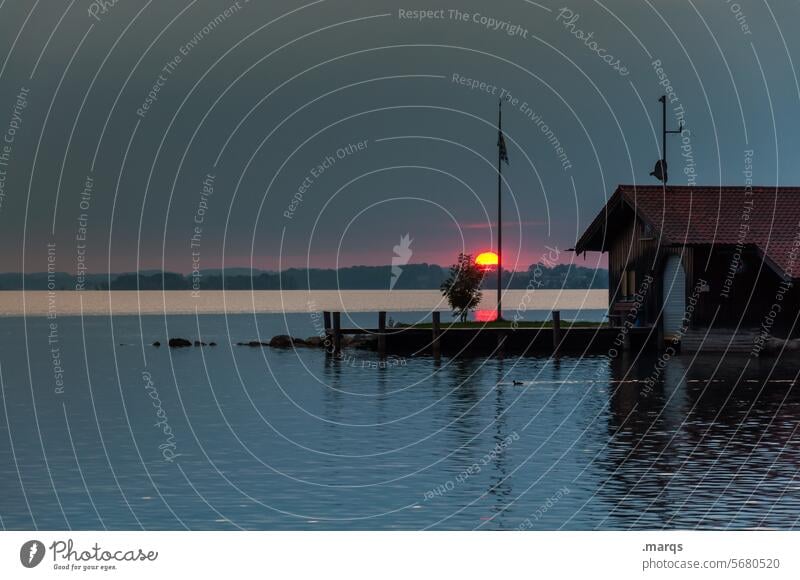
[0,313,798,530]
[602,354,800,530]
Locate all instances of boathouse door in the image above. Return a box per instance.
[662,254,686,340]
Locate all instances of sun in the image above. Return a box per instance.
[475,251,499,267]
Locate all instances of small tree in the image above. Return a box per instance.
[440,253,484,322]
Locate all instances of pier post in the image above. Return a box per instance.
[432,311,441,358]
[552,310,562,354]
[332,312,342,356]
[378,311,387,357]
[322,312,332,356]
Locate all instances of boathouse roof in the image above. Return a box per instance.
[575,185,800,280]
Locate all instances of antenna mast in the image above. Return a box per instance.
[650,95,684,183]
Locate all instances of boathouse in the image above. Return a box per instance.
[574,185,800,351]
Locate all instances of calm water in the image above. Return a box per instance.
[0,293,798,530]
[0,289,608,316]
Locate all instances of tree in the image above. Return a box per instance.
[440,253,484,322]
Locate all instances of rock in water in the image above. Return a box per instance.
[168,338,192,348]
[269,335,294,348]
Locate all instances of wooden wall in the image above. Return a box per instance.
[606,212,661,326]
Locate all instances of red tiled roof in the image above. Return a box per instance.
[582,185,800,279]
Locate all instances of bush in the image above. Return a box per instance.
[440,253,484,322]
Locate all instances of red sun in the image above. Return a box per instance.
[475,251,499,267]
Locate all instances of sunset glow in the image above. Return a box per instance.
[475,251,499,267]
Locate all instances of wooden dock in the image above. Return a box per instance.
[680,328,760,354]
[322,310,655,357]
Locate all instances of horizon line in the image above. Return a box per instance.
[1,261,606,277]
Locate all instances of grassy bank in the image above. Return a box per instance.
[396,320,606,329]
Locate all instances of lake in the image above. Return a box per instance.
[0,290,798,530]
[0,289,607,317]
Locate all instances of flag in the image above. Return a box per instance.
[498,129,509,165]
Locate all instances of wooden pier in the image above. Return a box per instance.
[322,310,655,357]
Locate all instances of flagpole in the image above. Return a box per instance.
[496,99,503,322]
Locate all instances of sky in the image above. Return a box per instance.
[0,0,798,275]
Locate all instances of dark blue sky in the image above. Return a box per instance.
[0,0,798,274]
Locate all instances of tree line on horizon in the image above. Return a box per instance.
[0,263,608,291]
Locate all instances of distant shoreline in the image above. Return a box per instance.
[0,263,608,291]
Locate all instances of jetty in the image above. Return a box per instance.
[321,310,655,357]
